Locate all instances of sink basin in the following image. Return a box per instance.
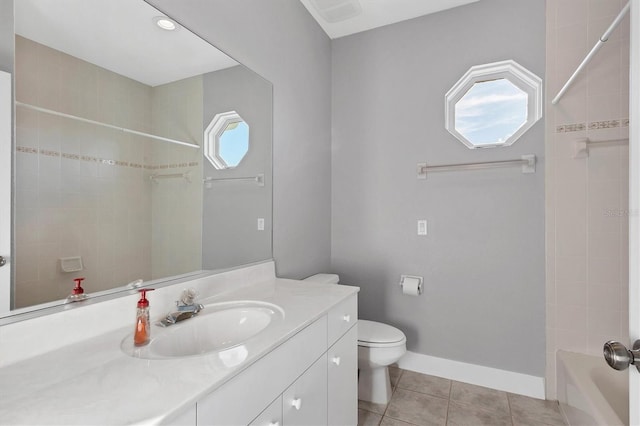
[121,300,284,359]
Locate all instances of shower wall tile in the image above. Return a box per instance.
[14,36,204,309]
[13,36,154,308]
[545,0,630,400]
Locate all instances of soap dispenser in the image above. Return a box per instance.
[134,288,154,346]
[65,277,88,303]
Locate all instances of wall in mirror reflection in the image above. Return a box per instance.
[202,66,272,270]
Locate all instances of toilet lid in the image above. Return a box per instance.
[358,320,406,345]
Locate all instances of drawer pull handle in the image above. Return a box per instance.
[332,356,341,366]
[269,422,280,426]
[342,314,351,323]
[292,398,302,410]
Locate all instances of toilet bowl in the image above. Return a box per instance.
[303,274,407,404]
[357,319,406,404]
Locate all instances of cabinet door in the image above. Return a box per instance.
[328,324,358,426]
[196,318,327,425]
[250,396,282,426]
[282,354,328,426]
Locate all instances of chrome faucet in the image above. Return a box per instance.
[157,289,204,327]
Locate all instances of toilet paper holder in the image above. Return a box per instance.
[399,275,423,295]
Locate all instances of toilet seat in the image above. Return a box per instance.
[358,320,406,348]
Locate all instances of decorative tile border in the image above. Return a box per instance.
[588,120,620,130]
[16,146,38,154]
[15,146,199,170]
[556,123,585,133]
[61,153,80,160]
[39,149,60,157]
[556,118,629,133]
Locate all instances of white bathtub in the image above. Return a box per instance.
[557,350,629,426]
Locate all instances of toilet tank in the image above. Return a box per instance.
[303,273,339,284]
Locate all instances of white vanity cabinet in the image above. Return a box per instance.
[192,294,357,426]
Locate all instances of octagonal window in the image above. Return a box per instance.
[445,60,542,149]
[204,111,250,169]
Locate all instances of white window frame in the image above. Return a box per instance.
[445,60,543,149]
[204,110,249,170]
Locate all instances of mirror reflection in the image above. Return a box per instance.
[9,0,272,314]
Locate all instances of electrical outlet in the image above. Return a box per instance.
[257,218,265,231]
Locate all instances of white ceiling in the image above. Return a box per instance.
[299,0,481,39]
[14,0,238,87]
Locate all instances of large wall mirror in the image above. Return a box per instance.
[4,0,273,318]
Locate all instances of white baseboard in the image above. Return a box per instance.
[397,351,546,399]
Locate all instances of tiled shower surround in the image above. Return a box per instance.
[13,36,202,308]
[545,0,630,399]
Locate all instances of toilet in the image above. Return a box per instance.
[303,274,407,404]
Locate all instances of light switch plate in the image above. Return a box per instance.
[417,220,427,236]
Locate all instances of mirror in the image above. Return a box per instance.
[6,0,272,317]
[445,60,542,149]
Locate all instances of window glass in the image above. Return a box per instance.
[218,121,249,167]
[454,79,527,147]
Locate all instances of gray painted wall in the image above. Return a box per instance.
[202,65,272,270]
[149,0,333,278]
[0,0,11,73]
[331,0,546,376]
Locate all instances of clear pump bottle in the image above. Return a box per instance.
[134,288,154,346]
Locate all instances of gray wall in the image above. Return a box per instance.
[0,0,11,73]
[202,65,272,270]
[149,0,333,278]
[331,0,546,376]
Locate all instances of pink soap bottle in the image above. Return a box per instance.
[134,288,154,346]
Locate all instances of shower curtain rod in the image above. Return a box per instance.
[16,102,201,149]
[552,1,630,105]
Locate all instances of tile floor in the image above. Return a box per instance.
[358,368,567,426]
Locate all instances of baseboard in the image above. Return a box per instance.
[397,351,546,399]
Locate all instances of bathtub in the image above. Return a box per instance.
[557,350,629,426]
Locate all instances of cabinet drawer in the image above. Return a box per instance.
[327,294,357,346]
[282,354,328,426]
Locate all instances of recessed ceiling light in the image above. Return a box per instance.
[153,16,179,31]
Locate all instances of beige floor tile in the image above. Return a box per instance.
[385,388,448,426]
[359,399,388,415]
[447,401,512,426]
[397,371,451,399]
[390,366,404,389]
[381,416,417,426]
[359,408,383,426]
[508,393,566,426]
[450,381,510,414]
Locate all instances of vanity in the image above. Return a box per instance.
[0,261,359,425]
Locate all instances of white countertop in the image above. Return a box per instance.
[0,275,358,425]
